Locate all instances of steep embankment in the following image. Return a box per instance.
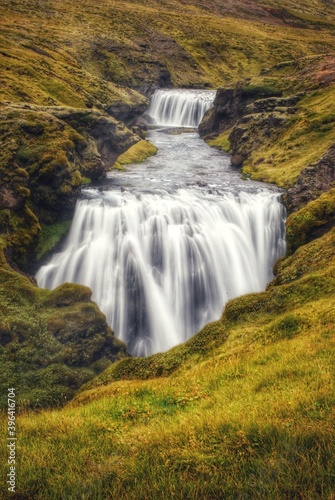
[199,54,335,254]
[7,225,335,497]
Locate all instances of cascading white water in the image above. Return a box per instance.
[37,189,285,357]
[144,89,216,127]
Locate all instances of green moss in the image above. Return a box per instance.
[207,131,232,152]
[239,80,335,187]
[114,139,158,167]
[241,83,282,97]
[36,220,72,262]
[0,247,127,410]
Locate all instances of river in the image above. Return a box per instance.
[36,90,286,356]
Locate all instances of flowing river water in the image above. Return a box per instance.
[36,90,286,356]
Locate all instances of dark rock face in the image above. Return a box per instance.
[285,143,335,213]
[199,84,301,171]
[199,87,250,137]
[198,85,283,137]
[228,111,290,165]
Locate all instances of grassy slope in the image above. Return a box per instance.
[5,228,335,497]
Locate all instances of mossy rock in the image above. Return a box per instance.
[114,139,158,167]
[0,245,127,409]
[43,283,93,308]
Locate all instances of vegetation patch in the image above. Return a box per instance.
[207,131,231,152]
[0,243,127,410]
[113,140,158,170]
[1,0,335,497]
[286,189,335,254]
[35,220,72,263]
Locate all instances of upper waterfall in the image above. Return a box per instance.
[144,89,216,127]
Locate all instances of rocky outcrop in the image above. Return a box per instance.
[285,143,335,213]
[228,110,291,167]
[199,84,302,170]
[198,85,283,137]
[0,103,141,269]
[49,106,140,171]
[0,246,128,409]
[105,99,149,126]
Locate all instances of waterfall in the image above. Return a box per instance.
[144,89,216,127]
[36,189,285,357]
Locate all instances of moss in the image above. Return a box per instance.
[239,77,335,187]
[286,189,335,254]
[114,139,158,167]
[241,83,282,97]
[83,320,228,389]
[35,220,71,262]
[42,283,93,308]
[0,255,127,409]
[207,131,232,152]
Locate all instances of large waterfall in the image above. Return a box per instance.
[36,91,286,357]
[144,89,216,127]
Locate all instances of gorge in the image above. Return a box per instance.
[36,91,286,356]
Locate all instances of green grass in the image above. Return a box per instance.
[245,85,335,187]
[1,0,335,497]
[2,0,335,106]
[215,60,335,188]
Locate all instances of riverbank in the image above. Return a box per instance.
[1,1,335,496]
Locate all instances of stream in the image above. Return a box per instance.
[36,90,286,356]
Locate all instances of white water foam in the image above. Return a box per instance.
[37,189,285,356]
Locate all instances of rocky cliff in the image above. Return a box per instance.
[0,103,143,269]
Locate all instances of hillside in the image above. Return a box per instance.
[1,0,335,497]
